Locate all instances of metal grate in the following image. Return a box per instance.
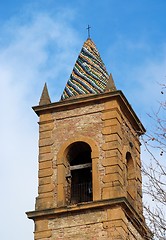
[70,181,92,204]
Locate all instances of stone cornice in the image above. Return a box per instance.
[26,197,150,238]
[32,90,145,134]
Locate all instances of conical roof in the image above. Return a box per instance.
[61,38,109,100]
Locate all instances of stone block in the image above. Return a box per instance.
[39,153,53,162]
[102,187,110,199]
[102,125,122,136]
[107,207,125,220]
[102,140,122,151]
[104,133,122,142]
[102,109,121,121]
[91,150,99,159]
[39,161,52,170]
[40,113,52,122]
[34,230,52,239]
[92,158,101,201]
[104,100,119,110]
[102,156,122,168]
[39,122,54,132]
[38,191,53,199]
[104,118,121,127]
[39,146,52,154]
[39,176,51,185]
[57,183,65,206]
[103,180,124,190]
[57,164,65,184]
[104,218,128,239]
[105,165,123,175]
[38,183,54,194]
[102,126,111,135]
[107,225,127,239]
[39,168,53,178]
[102,173,123,185]
[102,186,124,199]
[35,219,49,231]
[39,138,53,147]
[39,130,52,139]
[105,149,122,158]
[36,197,53,206]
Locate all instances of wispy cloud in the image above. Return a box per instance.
[106,37,166,125]
[0,7,80,240]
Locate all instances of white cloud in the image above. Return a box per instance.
[106,37,166,128]
[129,54,166,103]
[0,7,81,240]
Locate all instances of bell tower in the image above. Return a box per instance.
[26,38,151,239]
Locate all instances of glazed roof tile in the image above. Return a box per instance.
[61,38,109,100]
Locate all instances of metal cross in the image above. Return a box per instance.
[86,25,91,39]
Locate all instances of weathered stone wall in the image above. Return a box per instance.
[49,208,107,240]
[120,111,143,216]
[33,205,145,240]
[52,102,105,207]
[32,94,147,240]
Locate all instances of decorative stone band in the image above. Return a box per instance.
[61,38,109,100]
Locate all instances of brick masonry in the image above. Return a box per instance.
[27,91,151,240]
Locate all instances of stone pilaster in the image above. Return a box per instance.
[35,113,54,210]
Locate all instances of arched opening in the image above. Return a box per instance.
[126,152,135,202]
[66,141,92,204]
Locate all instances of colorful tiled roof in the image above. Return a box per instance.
[61,38,109,100]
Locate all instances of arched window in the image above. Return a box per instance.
[66,141,92,204]
[126,152,135,202]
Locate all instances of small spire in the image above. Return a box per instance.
[39,83,51,105]
[86,25,91,39]
[105,73,117,92]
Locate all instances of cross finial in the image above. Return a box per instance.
[86,25,91,39]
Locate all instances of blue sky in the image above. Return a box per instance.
[0,1,166,239]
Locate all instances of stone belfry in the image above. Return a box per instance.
[26,38,151,239]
